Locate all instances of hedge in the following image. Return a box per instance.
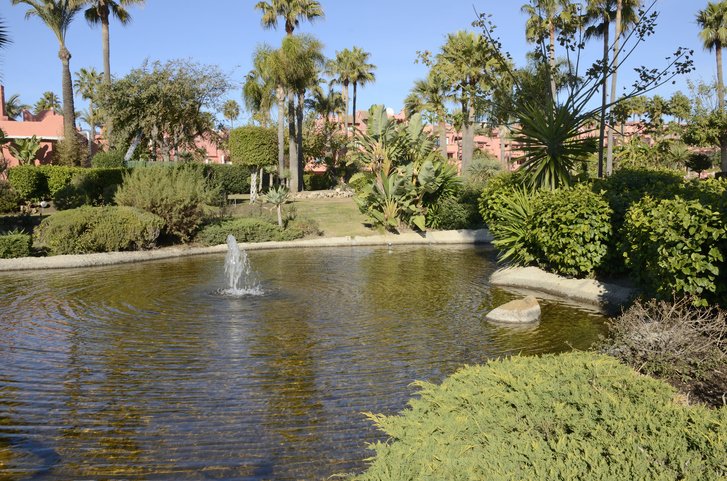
[34,206,164,255]
[194,217,303,246]
[91,149,126,168]
[206,164,251,194]
[228,126,277,167]
[0,232,31,258]
[353,352,727,481]
[7,166,47,202]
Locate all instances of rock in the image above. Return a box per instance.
[486,295,541,324]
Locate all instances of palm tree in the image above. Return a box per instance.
[306,83,345,122]
[255,0,323,35]
[349,47,376,129]
[83,0,144,84]
[697,0,727,172]
[34,91,61,114]
[4,94,31,119]
[223,99,240,129]
[12,0,82,141]
[326,49,355,132]
[404,72,450,158]
[74,66,103,137]
[521,0,577,99]
[0,16,9,50]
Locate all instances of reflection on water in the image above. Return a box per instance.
[0,246,606,480]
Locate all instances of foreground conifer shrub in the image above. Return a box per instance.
[353,353,726,481]
[35,206,164,255]
[0,231,31,258]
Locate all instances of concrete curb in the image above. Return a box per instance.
[0,229,493,272]
[490,266,636,309]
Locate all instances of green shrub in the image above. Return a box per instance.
[34,206,164,255]
[601,298,727,407]
[348,172,373,194]
[622,196,726,305]
[531,184,612,277]
[195,217,303,246]
[205,163,251,194]
[228,126,277,168]
[91,149,126,168]
[0,182,20,214]
[7,166,47,202]
[38,165,74,197]
[304,172,335,191]
[427,184,483,230]
[353,352,727,481]
[478,172,526,228]
[0,231,31,258]
[286,216,321,237]
[115,166,219,242]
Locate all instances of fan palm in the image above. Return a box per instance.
[349,47,376,128]
[12,0,82,141]
[326,49,355,132]
[223,100,240,129]
[34,91,61,114]
[4,94,31,119]
[697,0,727,172]
[74,66,102,136]
[255,0,323,35]
[404,72,450,158]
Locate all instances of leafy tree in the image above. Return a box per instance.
[349,46,376,127]
[669,90,691,124]
[254,0,323,35]
[686,152,712,173]
[9,136,41,165]
[228,126,277,202]
[97,59,230,161]
[696,0,727,172]
[4,94,31,119]
[12,0,82,142]
[223,99,240,129]
[34,90,61,114]
[74,66,103,136]
[404,72,450,158]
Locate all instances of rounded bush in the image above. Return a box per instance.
[91,150,126,168]
[0,182,21,214]
[304,173,335,191]
[0,232,31,258]
[205,164,251,195]
[7,166,47,202]
[194,217,302,246]
[228,126,277,167]
[354,352,727,481]
[622,196,726,305]
[34,206,164,255]
[531,184,612,277]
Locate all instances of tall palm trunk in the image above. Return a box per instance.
[606,0,622,176]
[342,81,350,134]
[288,95,298,193]
[59,46,77,144]
[597,22,610,179]
[461,96,474,174]
[438,119,447,158]
[296,90,305,192]
[548,20,557,100]
[100,6,113,142]
[499,125,509,170]
[276,86,286,177]
[352,82,358,131]
[717,43,727,172]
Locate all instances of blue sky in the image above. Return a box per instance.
[0,0,718,124]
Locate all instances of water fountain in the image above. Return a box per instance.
[221,234,263,296]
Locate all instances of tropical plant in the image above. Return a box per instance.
[686,152,713,173]
[254,0,323,35]
[327,48,356,131]
[222,99,240,129]
[697,0,727,173]
[349,46,376,127]
[34,91,61,114]
[12,0,82,141]
[9,136,41,165]
[4,94,31,119]
[264,184,289,227]
[74,66,103,136]
[404,72,450,158]
[480,185,537,264]
[0,16,9,52]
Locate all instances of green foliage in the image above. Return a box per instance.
[7,166,47,202]
[466,153,502,184]
[353,352,727,481]
[286,216,321,237]
[54,135,87,167]
[531,184,612,277]
[0,231,31,258]
[686,152,713,173]
[9,135,41,165]
[485,187,537,265]
[228,126,277,167]
[0,182,20,213]
[91,149,126,168]
[205,164,251,194]
[114,166,219,242]
[426,184,483,230]
[347,172,374,194]
[303,173,335,191]
[622,196,726,305]
[34,166,127,208]
[194,217,303,246]
[601,298,727,407]
[34,206,164,255]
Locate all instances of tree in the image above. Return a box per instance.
[349,46,376,128]
[97,59,230,161]
[34,91,61,114]
[228,126,277,202]
[696,0,727,172]
[0,16,9,51]
[327,48,355,131]
[254,0,323,35]
[4,94,31,119]
[83,0,143,84]
[223,99,240,129]
[668,91,691,124]
[404,72,450,158]
[521,0,578,99]
[74,66,103,137]
[13,0,82,142]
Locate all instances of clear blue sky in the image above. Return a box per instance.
[0,0,717,124]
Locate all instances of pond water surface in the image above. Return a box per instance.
[0,246,606,480]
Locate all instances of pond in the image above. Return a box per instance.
[0,245,606,480]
